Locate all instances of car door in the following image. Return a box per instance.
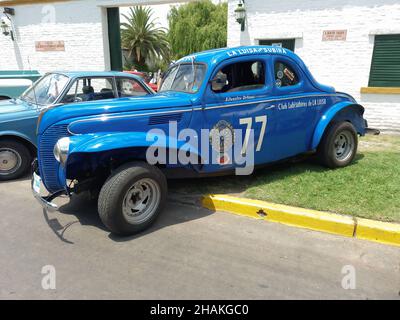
[200,55,277,174]
[268,55,320,160]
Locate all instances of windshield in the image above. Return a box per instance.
[159,63,206,94]
[21,73,70,105]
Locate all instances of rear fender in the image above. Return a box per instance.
[311,102,365,150]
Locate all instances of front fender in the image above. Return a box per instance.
[68,131,200,156]
[311,102,365,150]
[61,131,203,187]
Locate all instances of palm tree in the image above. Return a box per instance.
[121,6,170,70]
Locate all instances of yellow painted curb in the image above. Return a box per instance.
[356,218,400,247]
[202,194,355,237]
[202,194,400,247]
[360,86,400,94]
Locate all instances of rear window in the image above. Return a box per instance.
[274,62,299,87]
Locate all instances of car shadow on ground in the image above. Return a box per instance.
[56,191,213,243]
[48,153,365,243]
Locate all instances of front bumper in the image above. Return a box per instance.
[31,159,66,212]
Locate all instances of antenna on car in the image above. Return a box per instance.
[27,56,39,111]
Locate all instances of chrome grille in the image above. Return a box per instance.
[38,124,69,193]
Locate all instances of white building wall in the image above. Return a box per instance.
[0,1,107,73]
[0,0,188,73]
[228,0,400,132]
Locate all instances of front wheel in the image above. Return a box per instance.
[0,140,32,181]
[317,122,358,168]
[98,162,167,236]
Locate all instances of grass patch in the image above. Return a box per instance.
[170,134,400,222]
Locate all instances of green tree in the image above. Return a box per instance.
[168,0,227,60]
[121,6,170,70]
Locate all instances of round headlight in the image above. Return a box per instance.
[53,137,70,165]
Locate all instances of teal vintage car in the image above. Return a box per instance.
[0,70,41,100]
[0,71,154,181]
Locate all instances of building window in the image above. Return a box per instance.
[259,39,295,51]
[274,62,299,87]
[368,34,400,87]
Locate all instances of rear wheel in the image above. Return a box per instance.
[0,140,31,181]
[317,122,358,168]
[98,162,167,235]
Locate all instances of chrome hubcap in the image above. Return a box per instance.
[0,148,21,175]
[122,178,161,225]
[334,131,354,161]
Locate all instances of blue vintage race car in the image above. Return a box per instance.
[33,46,374,235]
[0,71,154,180]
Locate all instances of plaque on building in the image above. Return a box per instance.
[35,41,65,52]
[322,30,347,41]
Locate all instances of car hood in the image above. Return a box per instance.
[38,92,196,134]
[0,99,38,122]
[0,99,32,113]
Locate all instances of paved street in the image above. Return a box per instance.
[0,177,399,299]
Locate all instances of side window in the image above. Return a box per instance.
[274,62,299,87]
[211,60,265,93]
[62,77,116,103]
[116,78,148,97]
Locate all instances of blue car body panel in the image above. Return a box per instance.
[35,46,368,194]
[0,99,39,148]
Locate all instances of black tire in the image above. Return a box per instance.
[0,139,32,181]
[317,121,358,169]
[98,162,167,236]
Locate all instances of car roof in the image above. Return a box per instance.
[176,45,300,67]
[47,71,142,79]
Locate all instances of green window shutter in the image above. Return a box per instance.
[368,34,400,87]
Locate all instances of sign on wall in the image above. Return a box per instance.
[35,41,65,52]
[322,30,347,41]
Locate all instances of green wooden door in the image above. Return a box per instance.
[107,8,123,72]
[259,39,295,51]
[368,34,400,87]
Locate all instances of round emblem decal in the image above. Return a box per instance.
[209,120,234,153]
[218,153,230,165]
[277,70,284,79]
